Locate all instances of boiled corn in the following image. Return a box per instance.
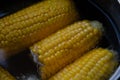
[0,0,79,57]
[30,20,102,80]
[0,66,15,80]
[49,48,118,80]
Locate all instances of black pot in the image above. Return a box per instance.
[0,0,120,80]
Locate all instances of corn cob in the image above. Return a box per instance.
[0,66,15,80]
[49,48,118,80]
[30,20,103,80]
[0,0,79,57]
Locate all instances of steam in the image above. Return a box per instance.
[0,49,8,66]
[16,74,39,80]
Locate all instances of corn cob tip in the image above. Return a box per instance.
[90,21,104,32]
[109,49,119,61]
[30,50,43,66]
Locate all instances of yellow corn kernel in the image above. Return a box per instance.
[0,66,15,80]
[0,0,79,57]
[49,48,118,80]
[30,20,103,80]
